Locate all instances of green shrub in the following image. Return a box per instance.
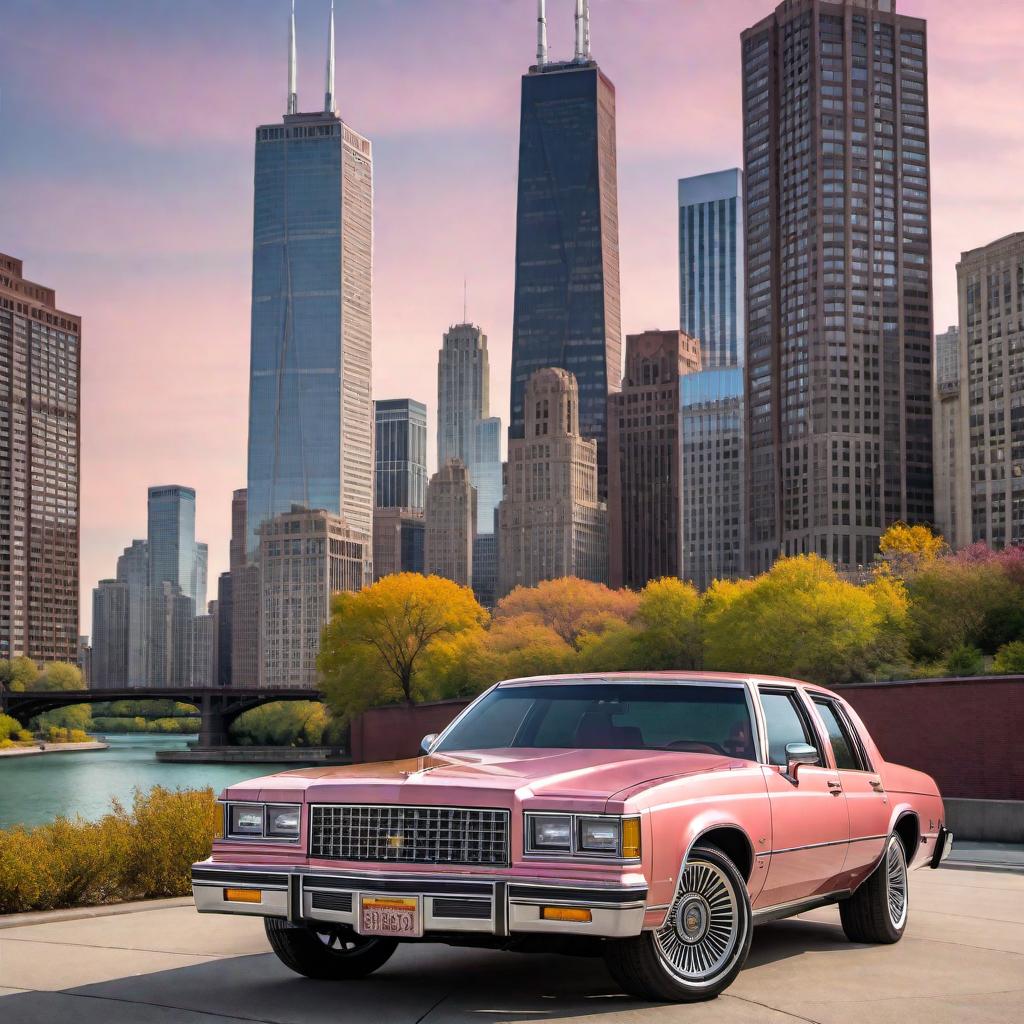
[945,644,984,677]
[992,640,1024,674]
[0,713,23,741]
[0,787,218,914]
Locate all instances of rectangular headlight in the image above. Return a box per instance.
[228,803,265,838]
[267,804,301,838]
[530,814,573,852]
[579,817,620,854]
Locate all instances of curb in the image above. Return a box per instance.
[0,896,193,930]
[940,860,1024,876]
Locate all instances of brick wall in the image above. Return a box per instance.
[349,699,470,764]
[841,676,1024,801]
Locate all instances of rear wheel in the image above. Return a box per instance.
[264,918,398,980]
[604,843,752,1002]
[839,833,908,944]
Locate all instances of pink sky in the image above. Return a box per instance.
[1,0,1021,635]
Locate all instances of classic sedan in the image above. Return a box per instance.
[192,672,953,1002]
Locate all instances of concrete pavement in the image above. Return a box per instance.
[1,865,1022,1023]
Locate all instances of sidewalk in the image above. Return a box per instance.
[946,840,1024,872]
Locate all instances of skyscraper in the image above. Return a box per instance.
[499,368,607,595]
[91,579,129,689]
[679,169,744,369]
[437,323,490,468]
[246,2,373,557]
[0,253,80,664]
[955,234,1024,548]
[608,330,702,589]
[471,417,502,536]
[509,0,621,498]
[372,507,425,580]
[742,0,933,572]
[115,538,148,686]
[424,460,476,588]
[146,485,198,602]
[229,487,259,687]
[375,398,427,510]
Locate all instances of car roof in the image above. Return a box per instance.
[496,671,813,688]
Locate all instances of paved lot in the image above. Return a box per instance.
[1,865,1022,1023]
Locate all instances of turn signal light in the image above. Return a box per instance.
[542,907,592,923]
[622,817,641,859]
[224,888,262,904]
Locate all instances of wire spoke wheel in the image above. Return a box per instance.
[885,837,908,930]
[655,858,740,983]
[315,928,370,955]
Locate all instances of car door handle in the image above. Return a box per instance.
[870,779,884,790]
[827,780,843,794]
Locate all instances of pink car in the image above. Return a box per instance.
[192,672,952,1002]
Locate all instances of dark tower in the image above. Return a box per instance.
[509,0,621,498]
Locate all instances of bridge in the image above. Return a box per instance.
[0,686,325,747]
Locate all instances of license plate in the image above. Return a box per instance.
[358,895,421,937]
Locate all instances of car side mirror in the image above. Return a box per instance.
[785,742,820,779]
[419,733,438,756]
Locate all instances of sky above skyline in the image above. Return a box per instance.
[2,0,1022,635]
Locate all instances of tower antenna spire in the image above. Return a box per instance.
[536,0,548,67]
[583,0,591,59]
[324,0,336,112]
[287,0,298,115]
[574,0,584,60]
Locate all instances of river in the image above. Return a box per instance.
[0,734,309,830]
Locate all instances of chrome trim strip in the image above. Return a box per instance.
[752,889,851,923]
[768,834,887,856]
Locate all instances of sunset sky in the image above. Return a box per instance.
[2,0,1022,634]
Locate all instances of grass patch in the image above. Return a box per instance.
[0,787,219,915]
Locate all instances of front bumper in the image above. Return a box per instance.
[191,861,648,939]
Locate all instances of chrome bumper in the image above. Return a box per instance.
[191,861,647,939]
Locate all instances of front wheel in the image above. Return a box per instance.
[839,833,908,944]
[264,918,398,980]
[604,843,752,1002]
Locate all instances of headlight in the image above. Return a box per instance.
[525,813,641,859]
[579,817,620,853]
[530,814,573,852]
[224,802,301,841]
[228,803,265,837]
[267,805,300,838]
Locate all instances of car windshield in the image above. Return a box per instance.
[434,682,756,760]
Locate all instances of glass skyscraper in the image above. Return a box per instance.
[678,169,744,369]
[471,416,502,536]
[509,52,621,498]
[374,398,427,510]
[245,107,374,556]
[146,485,197,602]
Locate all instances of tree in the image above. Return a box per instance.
[945,645,984,677]
[0,657,40,692]
[319,574,488,721]
[494,578,639,650]
[878,522,946,575]
[701,555,899,684]
[993,640,1024,674]
[35,662,85,691]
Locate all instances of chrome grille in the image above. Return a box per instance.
[310,805,510,866]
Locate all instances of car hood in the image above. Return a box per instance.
[223,748,746,809]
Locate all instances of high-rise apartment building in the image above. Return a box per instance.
[608,331,702,589]
[509,2,621,498]
[424,460,476,588]
[372,507,425,580]
[375,399,427,510]
[257,506,371,688]
[498,368,607,595]
[246,5,373,557]
[932,325,961,543]
[216,571,232,687]
[0,254,80,664]
[680,369,747,588]
[115,538,148,686]
[742,0,934,572]
[438,324,490,468]
[193,542,208,617]
[191,606,216,688]
[472,534,498,610]
[955,234,1024,548]
[679,169,744,369]
[91,579,129,689]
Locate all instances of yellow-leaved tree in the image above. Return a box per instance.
[878,522,947,577]
[318,573,488,721]
[701,554,907,684]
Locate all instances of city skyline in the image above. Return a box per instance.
[1,0,1021,631]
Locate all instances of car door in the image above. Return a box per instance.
[756,686,850,909]
[806,693,889,889]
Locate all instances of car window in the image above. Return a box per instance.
[759,690,816,766]
[811,698,866,771]
[435,683,756,758]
